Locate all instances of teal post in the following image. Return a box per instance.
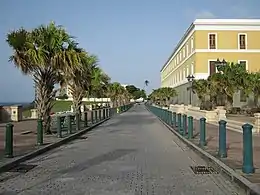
[218,120,227,158]
[37,119,43,145]
[103,109,105,120]
[187,116,193,139]
[172,112,176,127]
[170,111,173,126]
[177,113,182,133]
[67,115,72,134]
[94,110,97,122]
[75,113,80,131]
[91,111,94,124]
[5,123,13,158]
[84,112,88,127]
[57,116,62,138]
[242,123,255,174]
[199,118,206,147]
[99,109,102,121]
[164,110,167,122]
[166,110,170,124]
[182,114,187,136]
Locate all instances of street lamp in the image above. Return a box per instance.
[216,58,227,66]
[186,74,195,105]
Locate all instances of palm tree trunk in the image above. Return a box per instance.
[34,72,55,134]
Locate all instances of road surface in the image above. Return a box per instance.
[0,105,244,194]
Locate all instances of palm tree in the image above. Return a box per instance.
[6,22,81,134]
[62,50,97,114]
[192,79,211,109]
[90,67,111,98]
[106,82,129,107]
[144,80,149,88]
[149,87,177,106]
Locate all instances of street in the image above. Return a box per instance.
[0,105,243,195]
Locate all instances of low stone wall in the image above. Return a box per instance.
[169,104,225,122]
[168,104,260,133]
[0,105,23,122]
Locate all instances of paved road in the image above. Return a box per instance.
[0,105,244,195]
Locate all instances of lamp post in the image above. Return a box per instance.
[215,58,227,70]
[186,75,195,105]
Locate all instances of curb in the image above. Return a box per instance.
[0,118,110,174]
[146,107,260,195]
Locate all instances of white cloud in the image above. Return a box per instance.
[195,11,216,19]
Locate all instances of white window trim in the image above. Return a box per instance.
[208,33,217,50]
[191,63,194,75]
[238,33,247,50]
[183,48,185,58]
[186,44,189,56]
[238,60,248,70]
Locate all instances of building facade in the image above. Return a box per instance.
[160,19,260,107]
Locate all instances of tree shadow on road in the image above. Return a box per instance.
[58,148,137,175]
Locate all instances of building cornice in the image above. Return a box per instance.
[160,18,260,73]
[160,23,195,72]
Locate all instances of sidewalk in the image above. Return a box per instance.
[191,119,260,184]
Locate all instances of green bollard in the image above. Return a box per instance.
[75,113,80,131]
[187,116,193,139]
[182,114,187,136]
[106,108,108,118]
[99,109,102,121]
[37,119,43,145]
[168,110,171,125]
[57,116,62,138]
[67,115,72,134]
[102,109,105,120]
[170,111,173,126]
[91,111,94,124]
[218,120,227,158]
[163,110,167,122]
[84,112,88,127]
[94,110,97,122]
[199,118,206,147]
[177,113,182,133]
[5,123,14,158]
[172,112,176,127]
[242,123,255,174]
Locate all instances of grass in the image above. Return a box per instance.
[22,100,103,118]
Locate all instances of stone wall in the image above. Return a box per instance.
[0,105,23,122]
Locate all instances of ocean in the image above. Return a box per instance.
[0,102,31,106]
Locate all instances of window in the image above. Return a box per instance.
[239,34,247,49]
[183,48,185,58]
[186,67,189,76]
[177,57,179,64]
[209,33,216,49]
[238,60,247,70]
[183,69,186,79]
[209,61,217,75]
[240,90,247,102]
[191,37,194,51]
[186,45,189,56]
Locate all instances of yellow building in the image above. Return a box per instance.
[160,19,260,107]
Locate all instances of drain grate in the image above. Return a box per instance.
[8,164,37,173]
[190,166,219,174]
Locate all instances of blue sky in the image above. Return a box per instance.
[0,0,259,102]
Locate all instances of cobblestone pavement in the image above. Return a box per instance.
[0,105,244,195]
